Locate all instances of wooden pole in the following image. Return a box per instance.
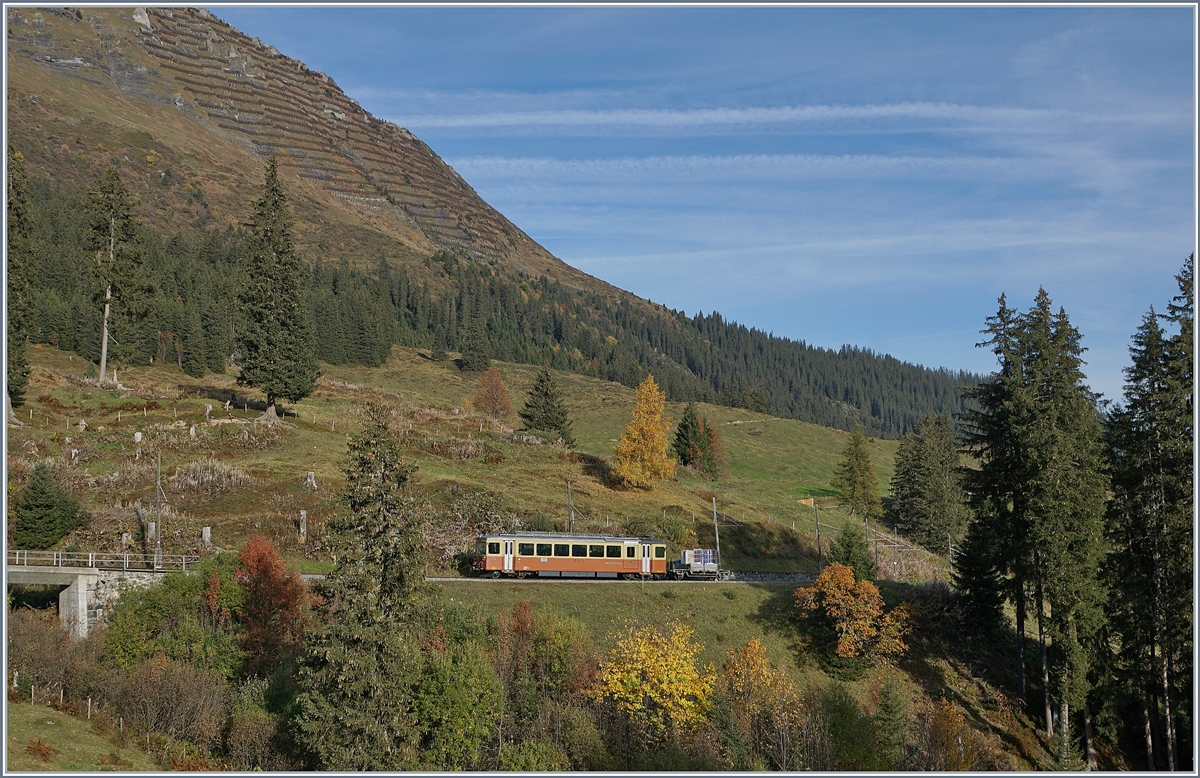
[568,481,574,533]
[712,497,721,569]
[815,502,822,572]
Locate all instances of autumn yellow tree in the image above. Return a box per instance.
[794,564,912,659]
[612,375,675,489]
[592,621,712,741]
[473,367,511,423]
[719,637,801,769]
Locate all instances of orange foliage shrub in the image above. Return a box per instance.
[474,368,511,422]
[235,535,308,675]
[794,564,913,659]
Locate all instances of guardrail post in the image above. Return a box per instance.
[88,553,94,568]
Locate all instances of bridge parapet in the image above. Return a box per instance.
[7,550,200,639]
[7,549,199,572]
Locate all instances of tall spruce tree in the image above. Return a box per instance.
[832,425,883,521]
[825,524,875,582]
[887,412,970,551]
[458,312,490,372]
[951,517,1005,634]
[518,366,574,447]
[962,290,1108,759]
[1105,256,1194,770]
[85,167,146,386]
[293,405,425,769]
[235,157,320,423]
[672,402,703,466]
[7,144,33,419]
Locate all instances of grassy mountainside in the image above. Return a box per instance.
[9,343,925,576]
[6,699,159,772]
[6,346,1069,771]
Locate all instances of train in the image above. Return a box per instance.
[472,531,728,580]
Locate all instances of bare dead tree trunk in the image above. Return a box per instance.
[99,283,112,384]
[1037,584,1052,737]
[1162,645,1176,770]
[1059,697,1071,765]
[1142,690,1156,770]
[1084,702,1097,770]
[6,392,26,427]
[1016,582,1027,701]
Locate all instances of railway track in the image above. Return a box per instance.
[426,572,814,584]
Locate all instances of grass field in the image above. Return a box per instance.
[11,344,937,578]
[5,700,159,772]
[438,579,806,672]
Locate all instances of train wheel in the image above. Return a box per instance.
[517,571,528,579]
[491,571,501,579]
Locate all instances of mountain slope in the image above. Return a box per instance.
[6,6,594,284]
[6,6,978,438]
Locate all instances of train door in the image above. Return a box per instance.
[503,540,514,573]
[641,543,651,575]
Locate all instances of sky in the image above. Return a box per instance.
[217,6,1196,402]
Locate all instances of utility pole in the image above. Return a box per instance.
[815,501,822,573]
[712,497,721,569]
[155,452,165,569]
[567,481,574,533]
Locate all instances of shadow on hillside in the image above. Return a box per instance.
[745,578,1049,768]
[570,451,615,488]
[174,384,297,418]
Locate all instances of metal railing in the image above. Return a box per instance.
[7,549,200,572]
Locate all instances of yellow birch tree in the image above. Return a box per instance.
[612,375,675,488]
[592,621,712,741]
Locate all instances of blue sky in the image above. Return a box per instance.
[217,6,1195,402]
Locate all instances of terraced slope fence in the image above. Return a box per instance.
[132,7,536,262]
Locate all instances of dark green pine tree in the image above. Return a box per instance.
[887,412,970,551]
[7,144,33,415]
[518,366,575,447]
[12,464,88,549]
[430,320,448,362]
[293,404,425,769]
[672,402,703,466]
[963,290,1109,755]
[1105,257,1194,771]
[832,424,883,521]
[181,307,206,378]
[85,167,148,385]
[235,157,320,423]
[951,517,1006,634]
[872,676,910,769]
[458,313,490,372]
[201,304,228,374]
[826,523,875,582]
[961,292,1035,702]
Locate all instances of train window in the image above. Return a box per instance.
[606,545,621,558]
[572,544,587,557]
[654,546,666,559]
[554,544,570,557]
[476,539,486,555]
[589,545,604,558]
[488,542,500,555]
[626,546,636,558]
[518,543,535,556]
[536,543,552,556]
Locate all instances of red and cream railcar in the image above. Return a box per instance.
[473,532,669,579]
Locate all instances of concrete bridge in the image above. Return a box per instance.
[7,550,199,638]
